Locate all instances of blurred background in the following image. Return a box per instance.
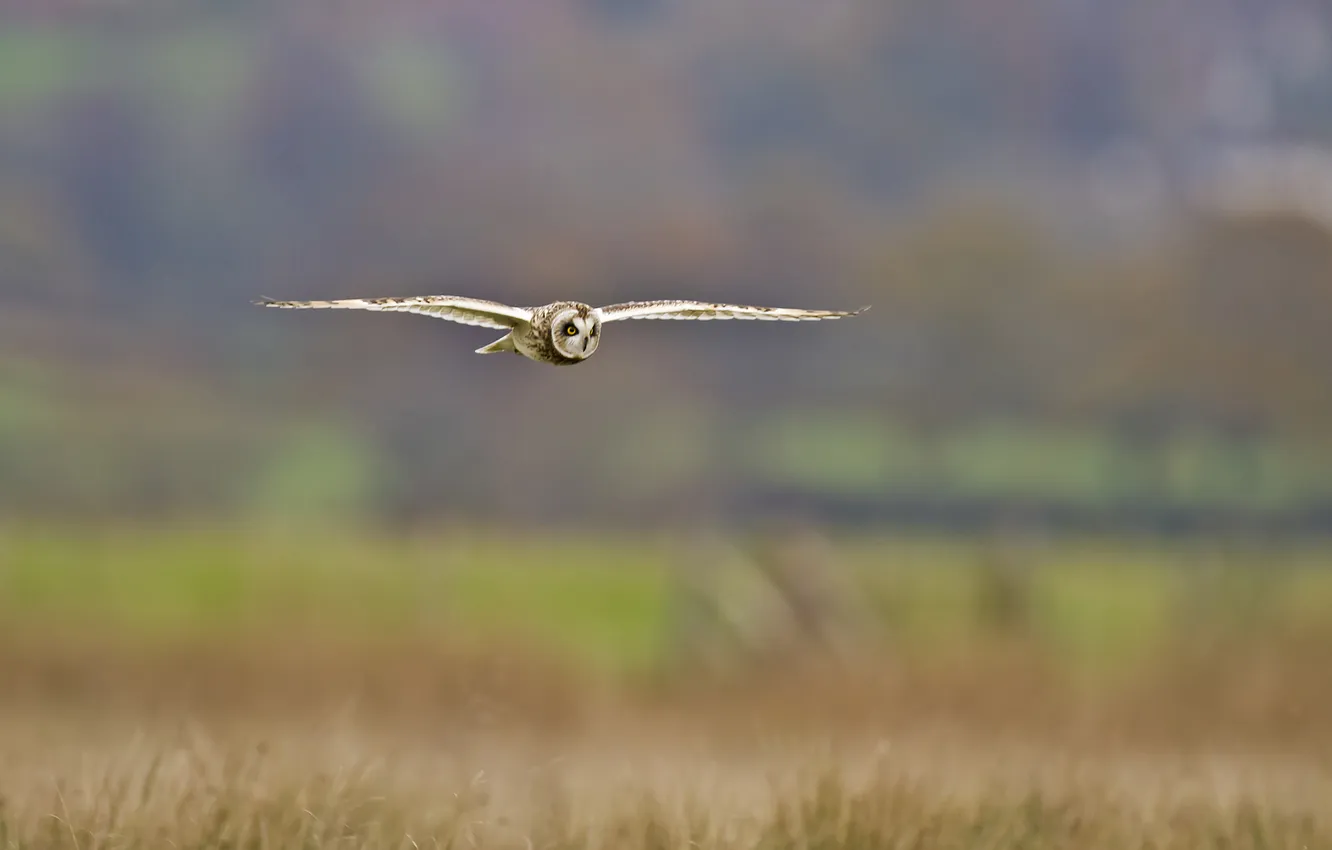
[2,0,1332,752]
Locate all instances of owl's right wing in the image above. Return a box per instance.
[597,300,869,323]
[256,295,532,330]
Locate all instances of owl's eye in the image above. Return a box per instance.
[565,324,579,336]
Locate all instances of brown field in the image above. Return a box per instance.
[3,630,1332,849]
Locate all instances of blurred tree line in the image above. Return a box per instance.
[2,0,1332,533]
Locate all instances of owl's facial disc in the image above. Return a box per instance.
[551,308,600,360]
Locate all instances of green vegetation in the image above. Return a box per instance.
[4,526,1330,676]
[8,355,1332,523]
[0,26,458,126]
[747,414,1332,513]
[0,526,672,672]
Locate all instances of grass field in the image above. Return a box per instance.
[2,525,1332,848]
[2,715,1330,850]
[3,524,1331,665]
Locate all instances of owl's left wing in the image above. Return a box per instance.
[256,295,531,330]
[596,300,869,323]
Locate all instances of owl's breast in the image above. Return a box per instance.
[513,325,577,365]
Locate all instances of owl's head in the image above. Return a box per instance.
[549,305,601,362]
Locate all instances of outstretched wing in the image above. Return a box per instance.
[597,300,869,323]
[256,295,531,330]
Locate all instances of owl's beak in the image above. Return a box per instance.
[583,335,592,352]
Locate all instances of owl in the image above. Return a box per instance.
[256,295,869,366]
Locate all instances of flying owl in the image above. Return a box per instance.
[256,295,869,366]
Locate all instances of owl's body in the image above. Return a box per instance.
[257,294,868,366]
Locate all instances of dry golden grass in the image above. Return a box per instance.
[1,711,1330,850]
[1,632,1332,848]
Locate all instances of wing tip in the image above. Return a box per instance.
[809,305,869,318]
[820,305,870,318]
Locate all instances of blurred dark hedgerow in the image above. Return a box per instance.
[4,8,1332,532]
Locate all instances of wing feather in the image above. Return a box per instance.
[597,300,869,323]
[256,295,531,330]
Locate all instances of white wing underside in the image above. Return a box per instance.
[256,295,531,330]
[597,301,869,323]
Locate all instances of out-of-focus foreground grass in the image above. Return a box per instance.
[2,717,1330,850]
